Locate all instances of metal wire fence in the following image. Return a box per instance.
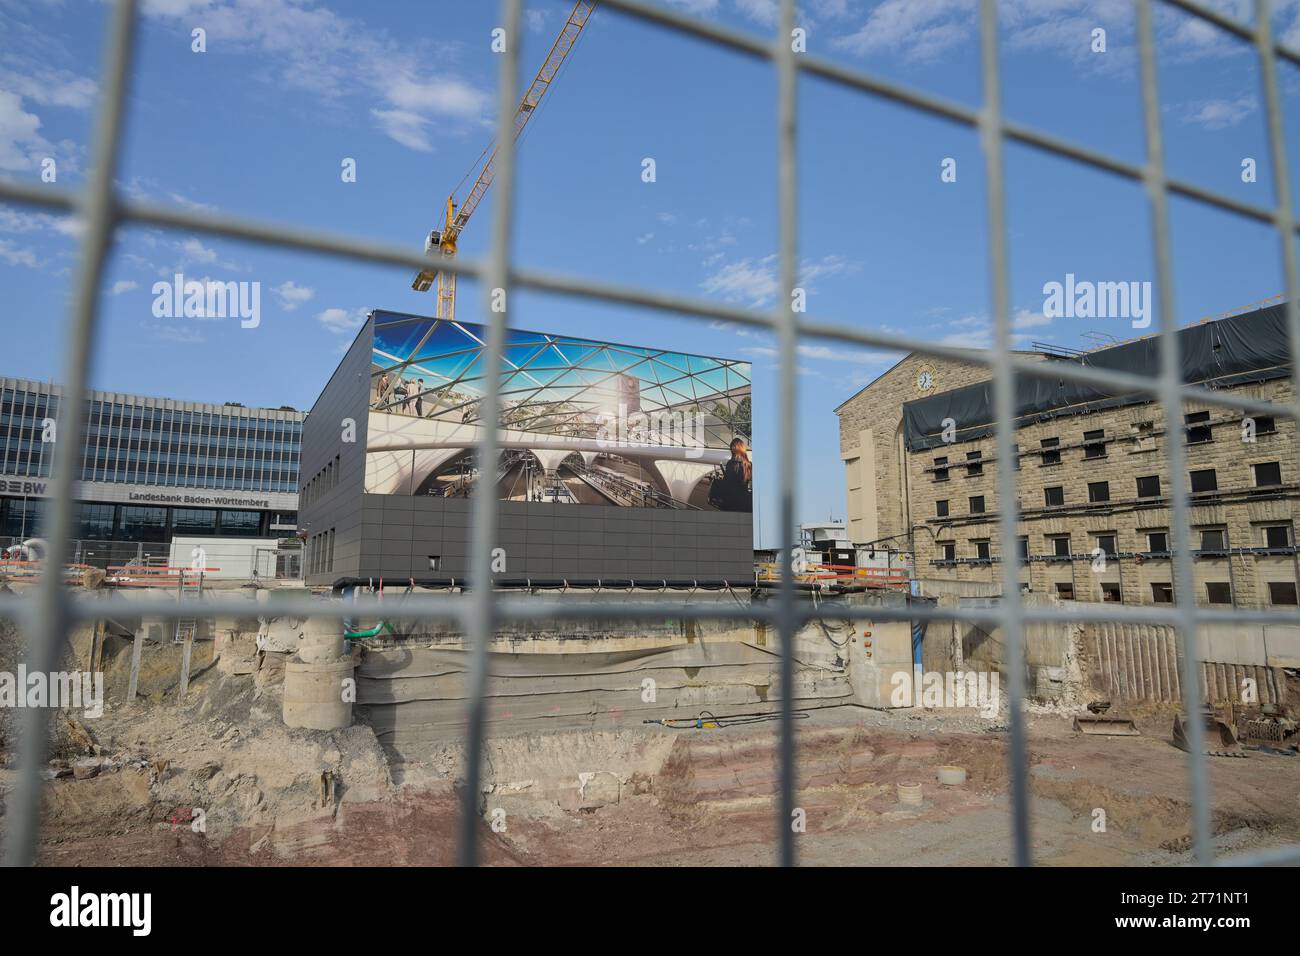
[1,0,1299,867]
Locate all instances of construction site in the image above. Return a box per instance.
[1,1,1300,900]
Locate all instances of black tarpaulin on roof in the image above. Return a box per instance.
[902,303,1293,451]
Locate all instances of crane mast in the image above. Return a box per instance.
[412,0,596,322]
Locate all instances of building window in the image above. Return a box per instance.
[966,451,983,477]
[1018,536,1029,564]
[75,503,116,540]
[1253,461,1282,487]
[1205,582,1232,605]
[172,508,218,536]
[1147,530,1169,553]
[969,495,985,514]
[934,456,949,482]
[1095,533,1117,557]
[1040,437,1060,466]
[219,510,262,536]
[1083,429,1106,459]
[936,499,949,518]
[1101,583,1121,603]
[1012,444,1021,471]
[119,506,168,543]
[1199,528,1227,551]
[1151,583,1174,603]
[1055,582,1075,600]
[1253,415,1276,436]
[1130,420,1156,452]
[1136,475,1161,498]
[1189,468,1217,493]
[1263,525,1291,549]
[973,539,991,561]
[1268,581,1298,605]
[1185,410,1212,444]
[1087,481,1110,503]
[940,542,956,562]
[1044,485,1065,507]
[1050,535,1071,557]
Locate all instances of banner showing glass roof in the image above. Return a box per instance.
[370,312,751,448]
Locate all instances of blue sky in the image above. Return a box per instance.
[4,0,1300,546]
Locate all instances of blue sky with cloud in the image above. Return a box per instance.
[3,0,1300,544]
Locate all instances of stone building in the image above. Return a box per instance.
[834,351,1048,549]
[887,304,1299,608]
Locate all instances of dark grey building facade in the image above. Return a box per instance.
[299,311,755,585]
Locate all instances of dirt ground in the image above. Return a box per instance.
[1,617,1297,867]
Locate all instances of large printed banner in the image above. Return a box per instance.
[365,313,753,511]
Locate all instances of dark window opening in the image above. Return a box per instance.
[966,451,983,476]
[1083,429,1105,459]
[973,540,991,560]
[1044,486,1065,507]
[1264,525,1290,549]
[1185,410,1212,444]
[1190,469,1217,493]
[1050,535,1071,557]
[1147,531,1168,553]
[1199,528,1227,551]
[1151,583,1174,604]
[1254,415,1276,435]
[1101,583,1122,603]
[1055,582,1075,600]
[1096,534,1117,557]
[1205,582,1232,605]
[1253,461,1282,487]
[1040,437,1060,466]
[933,456,949,482]
[1268,581,1298,605]
[935,499,949,518]
[1087,481,1110,503]
[941,542,956,561]
[1136,475,1161,498]
[969,495,985,514]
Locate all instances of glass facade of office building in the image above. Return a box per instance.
[0,377,304,546]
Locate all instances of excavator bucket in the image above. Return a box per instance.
[1073,714,1139,736]
[1172,710,1244,757]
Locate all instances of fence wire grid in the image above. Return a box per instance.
[1,0,1299,868]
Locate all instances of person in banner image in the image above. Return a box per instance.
[710,437,752,512]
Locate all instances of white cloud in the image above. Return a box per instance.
[0,89,54,172]
[370,108,434,152]
[0,66,96,110]
[137,0,494,152]
[109,279,138,295]
[743,343,896,365]
[0,239,38,267]
[936,308,1048,348]
[701,252,860,307]
[1179,95,1257,130]
[179,237,217,265]
[274,280,315,310]
[637,232,655,245]
[317,306,366,333]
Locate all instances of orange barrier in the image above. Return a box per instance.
[105,565,221,587]
[755,562,911,588]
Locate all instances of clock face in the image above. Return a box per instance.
[916,365,936,393]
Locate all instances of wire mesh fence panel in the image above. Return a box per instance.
[0,0,1298,867]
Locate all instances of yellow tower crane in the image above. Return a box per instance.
[411,0,597,319]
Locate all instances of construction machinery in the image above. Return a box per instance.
[411,1,596,318]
